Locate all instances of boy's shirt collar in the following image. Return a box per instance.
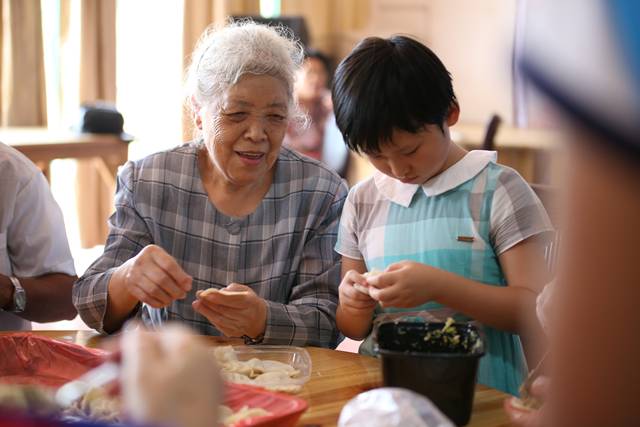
[373,150,498,207]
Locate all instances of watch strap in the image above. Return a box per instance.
[242,333,265,345]
[8,276,25,313]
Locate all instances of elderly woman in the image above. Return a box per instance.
[73,22,347,348]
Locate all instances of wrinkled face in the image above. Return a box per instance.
[199,74,289,187]
[295,57,329,101]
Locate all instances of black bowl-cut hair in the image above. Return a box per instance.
[332,35,457,154]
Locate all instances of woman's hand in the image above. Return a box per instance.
[117,244,192,308]
[365,261,443,308]
[121,325,221,427]
[193,283,267,339]
[338,269,377,314]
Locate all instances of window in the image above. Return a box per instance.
[260,0,281,18]
[116,0,184,160]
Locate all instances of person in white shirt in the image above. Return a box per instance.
[0,142,77,330]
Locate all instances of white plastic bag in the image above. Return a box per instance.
[338,388,455,427]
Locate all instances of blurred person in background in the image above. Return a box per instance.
[506,0,640,425]
[0,143,77,330]
[284,49,349,177]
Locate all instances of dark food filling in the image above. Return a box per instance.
[380,318,481,354]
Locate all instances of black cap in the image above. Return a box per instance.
[76,102,133,142]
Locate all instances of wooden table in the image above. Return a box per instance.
[451,123,561,184]
[0,127,131,187]
[6,331,510,427]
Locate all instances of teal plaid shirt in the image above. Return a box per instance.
[336,151,553,394]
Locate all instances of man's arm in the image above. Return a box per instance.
[0,273,77,322]
[3,157,78,324]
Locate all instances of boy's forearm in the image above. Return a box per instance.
[434,269,538,334]
[336,305,375,340]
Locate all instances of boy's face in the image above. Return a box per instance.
[365,107,459,185]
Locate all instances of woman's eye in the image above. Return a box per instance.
[225,112,248,121]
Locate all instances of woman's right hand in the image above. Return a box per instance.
[338,269,377,314]
[118,244,192,308]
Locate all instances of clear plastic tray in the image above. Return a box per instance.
[227,345,312,387]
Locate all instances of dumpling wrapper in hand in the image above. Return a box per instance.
[199,288,250,298]
[353,269,382,296]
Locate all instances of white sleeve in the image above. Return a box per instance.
[334,188,364,260]
[7,171,76,276]
[490,167,554,255]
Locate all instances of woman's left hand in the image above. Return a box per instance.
[365,261,443,308]
[192,283,267,339]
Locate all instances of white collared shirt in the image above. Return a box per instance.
[336,150,553,262]
[0,143,75,330]
[373,150,498,207]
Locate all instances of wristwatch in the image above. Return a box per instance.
[242,333,265,345]
[8,276,26,313]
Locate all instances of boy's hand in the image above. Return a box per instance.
[365,261,443,308]
[338,269,377,313]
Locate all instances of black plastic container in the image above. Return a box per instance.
[377,321,485,426]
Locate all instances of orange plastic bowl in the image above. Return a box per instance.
[0,333,308,427]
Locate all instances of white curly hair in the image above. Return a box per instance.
[185,20,305,123]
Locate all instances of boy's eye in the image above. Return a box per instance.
[404,146,419,156]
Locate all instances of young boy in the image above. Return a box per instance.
[332,36,553,395]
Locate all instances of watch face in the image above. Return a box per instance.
[14,289,26,311]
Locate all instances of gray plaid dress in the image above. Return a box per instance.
[73,143,347,348]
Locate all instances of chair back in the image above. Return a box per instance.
[482,114,502,151]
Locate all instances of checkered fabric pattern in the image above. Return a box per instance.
[335,160,553,394]
[73,143,347,348]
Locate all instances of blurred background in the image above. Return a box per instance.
[0,0,559,331]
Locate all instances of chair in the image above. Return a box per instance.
[482,114,502,151]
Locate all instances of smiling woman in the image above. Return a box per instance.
[72,22,348,348]
[196,74,290,214]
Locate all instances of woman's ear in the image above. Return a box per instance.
[191,96,203,130]
[446,102,460,127]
